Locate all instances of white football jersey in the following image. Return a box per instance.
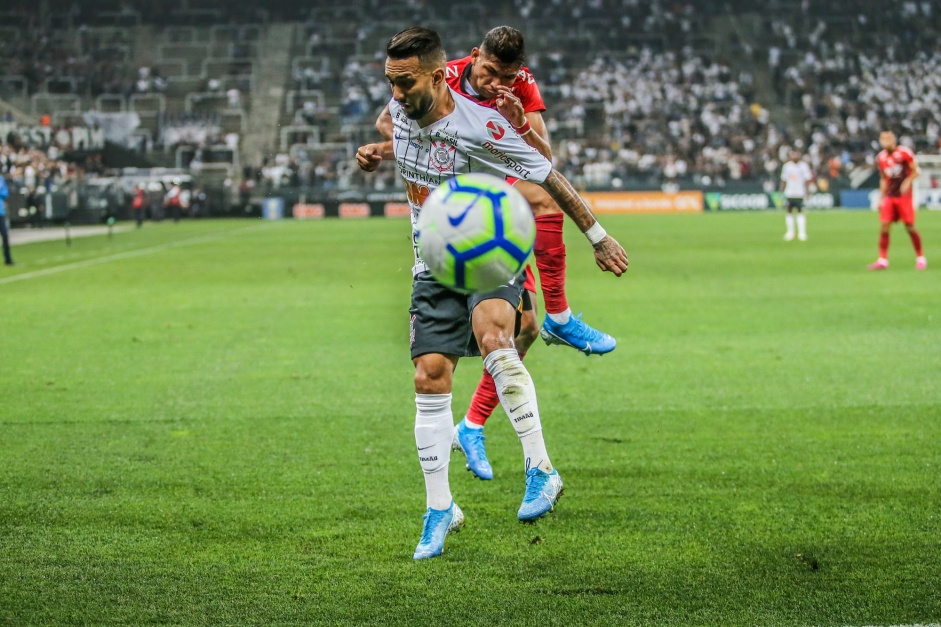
[389,87,553,275]
[781,160,813,198]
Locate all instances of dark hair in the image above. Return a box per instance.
[480,26,525,65]
[387,27,447,70]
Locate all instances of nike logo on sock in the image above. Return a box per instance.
[509,402,529,413]
[417,445,435,451]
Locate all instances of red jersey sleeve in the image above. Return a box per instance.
[898,146,916,166]
[445,57,471,93]
[513,68,546,113]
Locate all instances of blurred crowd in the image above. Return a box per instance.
[0,143,86,222]
[546,48,764,187]
[3,0,941,197]
[289,0,938,192]
[0,144,86,187]
[0,27,130,97]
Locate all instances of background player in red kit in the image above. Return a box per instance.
[377,26,617,480]
[869,130,926,270]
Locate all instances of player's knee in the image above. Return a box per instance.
[516,314,539,352]
[413,360,452,394]
[529,194,560,217]
[478,329,515,357]
[524,185,559,217]
[484,349,528,386]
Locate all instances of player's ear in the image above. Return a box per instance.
[431,67,445,86]
[470,47,480,62]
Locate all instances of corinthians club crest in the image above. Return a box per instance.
[429,139,456,173]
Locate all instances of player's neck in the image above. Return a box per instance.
[460,61,481,98]
[416,86,455,128]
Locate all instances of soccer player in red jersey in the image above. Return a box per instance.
[869,130,926,270]
[375,26,616,480]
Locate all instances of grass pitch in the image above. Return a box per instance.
[1,212,939,625]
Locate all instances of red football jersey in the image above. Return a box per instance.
[877,146,917,197]
[445,56,547,114]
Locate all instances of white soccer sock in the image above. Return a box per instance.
[483,348,552,473]
[785,214,795,235]
[547,308,572,325]
[796,213,807,236]
[462,416,483,430]
[415,393,454,510]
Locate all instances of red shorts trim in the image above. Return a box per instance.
[880,195,915,224]
[523,264,536,293]
[506,176,520,186]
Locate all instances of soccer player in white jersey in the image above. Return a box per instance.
[780,150,814,241]
[374,26,614,484]
[355,27,628,560]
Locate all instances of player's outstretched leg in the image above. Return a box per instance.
[453,347,531,480]
[454,295,539,480]
[535,213,617,355]
[413,389,461,559]
[541,311,617,355]
[483,348,563,521]
[517,182,616,356]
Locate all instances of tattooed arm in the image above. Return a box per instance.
[539,169,629,276]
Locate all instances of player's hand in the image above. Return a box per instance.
[593,235,629,277]
[900,179,912,195]
[493,85,526,128]
[356,144,384,172]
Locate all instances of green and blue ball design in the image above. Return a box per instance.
[417,173,536,294]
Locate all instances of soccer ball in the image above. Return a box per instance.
[417,173,535,293]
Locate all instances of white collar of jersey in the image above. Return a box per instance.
[461,73,480,97]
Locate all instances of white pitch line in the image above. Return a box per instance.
[0,223,265,286]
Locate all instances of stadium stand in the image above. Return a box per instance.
[1,0,939,217]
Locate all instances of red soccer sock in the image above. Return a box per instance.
[879,233,890,259]
[534,213,568,315]
[908,229,923,256]
[466,350,527,427]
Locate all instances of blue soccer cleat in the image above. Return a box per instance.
[452,419,494,480]
[518,467,564,522]
[540,313,616,355]
[413,502,465,560]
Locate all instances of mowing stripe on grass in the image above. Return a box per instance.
[0,223,266,286]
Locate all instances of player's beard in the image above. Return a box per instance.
[401,92,435,120]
